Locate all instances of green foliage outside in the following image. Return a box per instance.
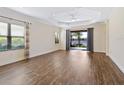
[71,32,87,48]
[0,36,24,51]
[71,44,86,48]
[12,37,24,49]
[0,37,7,51]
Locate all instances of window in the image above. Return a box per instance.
[11,24,25,50]
[70,31,88,50]
[0,22,25,52]
[0,22,8,51]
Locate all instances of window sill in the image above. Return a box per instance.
[0,48,25,53]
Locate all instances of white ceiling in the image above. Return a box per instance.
[9,7,113,28]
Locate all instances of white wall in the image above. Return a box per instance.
[92,23,106,52]
[69,22,106,52]
[0,8,61,66]
[60,28,66,50]
[109,8,124,72]
[30,20,61,57]
[105,20,109,56]
[0,49,25,66]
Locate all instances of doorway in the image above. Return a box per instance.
[70,31,88,50]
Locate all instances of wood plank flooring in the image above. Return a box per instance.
[0,50,124,85]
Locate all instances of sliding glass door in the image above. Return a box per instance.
[70,31,88,50]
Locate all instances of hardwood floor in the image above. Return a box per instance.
[0,50,124,85]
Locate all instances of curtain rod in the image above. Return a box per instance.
[0,15,32,24]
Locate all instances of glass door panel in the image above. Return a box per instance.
[70,31,88,50]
